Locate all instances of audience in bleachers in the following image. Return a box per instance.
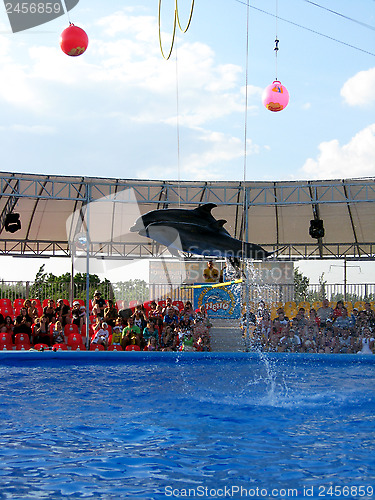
[13,313,32,342]
[43,299,56,324]
[1,293,374,354]
[104,299,118,327]
[121,316,143,350]
[316,299,333,327]
[242,300,375,354]
[91,320,110,350]
[52,321,65,345]
[33,315,51,347]
[55,299,70,327]
[71,301,85,329]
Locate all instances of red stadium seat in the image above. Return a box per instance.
[34,343,50,350]
[81,324,94,338]
[0,332,13,350]
[1,307,14,318]
[90,343,105,351]
[15,344,30,350]
[116,300,125,310]
[125,345,140,351]
[0,343,13,351]
[64,324,79,336]
[14,333,31,347]
[108,344,123,351]
[172,300,184,311]
[0,298,12,308]
[0,332,12,343]
[69,343,86,351]
[13,298,24,309]
[14,306,23,317]
[52,343,68,350]
[67,333,85,350]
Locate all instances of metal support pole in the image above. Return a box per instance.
[70,256,74,307]
[85,187,91,350]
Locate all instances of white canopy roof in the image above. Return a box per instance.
[0,172,374,261]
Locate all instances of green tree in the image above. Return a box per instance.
[294,267,310,304]
[29,264,49,300]
[28,266,116,303]
[113,279,149,304]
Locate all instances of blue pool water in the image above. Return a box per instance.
[0,352,374,500]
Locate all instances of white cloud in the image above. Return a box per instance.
[182,130,243,178]
[161,92,245,128]
[95,10,155,43]
[0,7,260,179]
[138,128,259,181]
[341,67,375,106]
[301,124,375,179]
[0,9,248,129]
[0,62,47,111]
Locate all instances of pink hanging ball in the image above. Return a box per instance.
[262,80,289,112]
[60,24,89,57]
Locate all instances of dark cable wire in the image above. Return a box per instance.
[232,0,375,57]
[302,0,375,32]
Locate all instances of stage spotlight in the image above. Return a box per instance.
[4,213,21,233]
[309,219,324,239]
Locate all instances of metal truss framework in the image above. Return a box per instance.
[0,172,374,260]
[1,175,375,204]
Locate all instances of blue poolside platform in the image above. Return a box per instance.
[0,349,374,364]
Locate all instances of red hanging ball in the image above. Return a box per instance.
[60,23,88,57]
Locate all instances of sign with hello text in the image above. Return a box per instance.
[194,284,241,319]
[4,0,79,32]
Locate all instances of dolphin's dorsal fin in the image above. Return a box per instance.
[193,203,217,215]
[212,219,227,228]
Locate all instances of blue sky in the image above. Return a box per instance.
[0,0,374,182]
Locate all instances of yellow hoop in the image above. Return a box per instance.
[176,0,195,33]
[158,0,195,60]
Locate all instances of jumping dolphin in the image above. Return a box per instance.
[130,203,231,236]
[138,221,273,261]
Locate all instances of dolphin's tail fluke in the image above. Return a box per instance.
[265,245,288,259]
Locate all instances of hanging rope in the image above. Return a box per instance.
[274,0,279,80]
[158,0,195,60]
[175,42,181,208]
[61,0,71,24]
[242,0,250,234]
[242,0,251,345]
